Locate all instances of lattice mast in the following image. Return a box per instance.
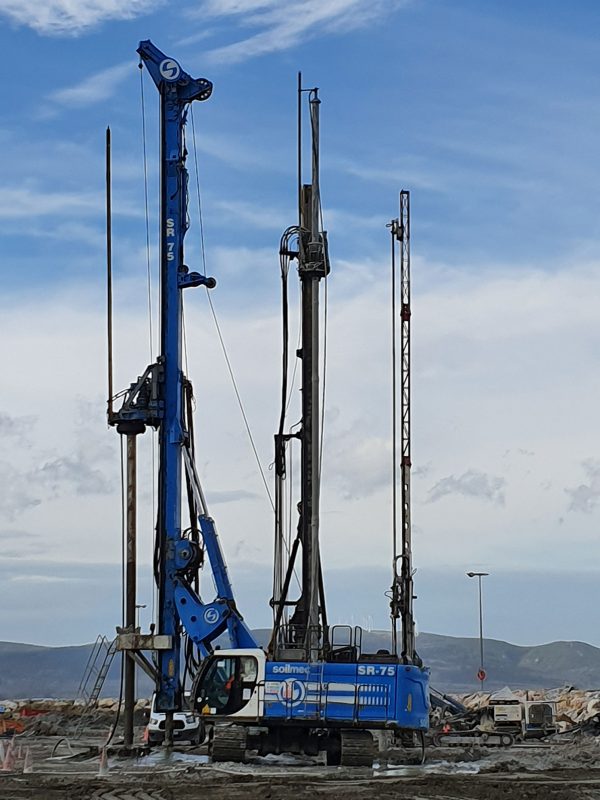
[390,191,416,663]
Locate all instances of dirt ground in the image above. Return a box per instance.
[2,733,600,799]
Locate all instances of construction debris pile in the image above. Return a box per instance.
[0,698,149,738]
[3,688,600,740]
[457,687,600,732]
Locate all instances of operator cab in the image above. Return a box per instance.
[194,649,264,718]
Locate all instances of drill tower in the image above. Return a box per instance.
[270,82,330,662]
[390,191,418,664]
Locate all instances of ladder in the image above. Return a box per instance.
[73,635,118,737]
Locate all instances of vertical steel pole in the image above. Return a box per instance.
[390,220,398,658]
[298,203,319,659]
[106,127,114,419]
[467,571,488,688]
[478,575,485,690]
[123,434,137,749]
[308,92,321,660]
[293,88,325,661]
[297,72,302,231]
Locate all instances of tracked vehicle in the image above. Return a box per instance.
[110,41,429,766]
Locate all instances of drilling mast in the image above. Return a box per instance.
[270,81,329,662]
[390,191,417,664]
[108,41,257,747]
[184,91,429,766]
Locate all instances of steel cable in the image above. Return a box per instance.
[189,106,275,512]
[139,62,158,626]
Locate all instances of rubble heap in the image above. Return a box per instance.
[457,687,600,730]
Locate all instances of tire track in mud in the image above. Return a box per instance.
[87,790,173,800]
[3,774,600,800]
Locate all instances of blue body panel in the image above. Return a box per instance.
[262,661,430,730]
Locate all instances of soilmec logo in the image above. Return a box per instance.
[271,664,310,675]
[203,607,219,624]
[159,58,181,81]
[277,678,306,706]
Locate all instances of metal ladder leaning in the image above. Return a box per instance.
[73,635,118,737]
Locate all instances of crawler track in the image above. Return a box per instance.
[339,731,375,767]
[210,725,247,763]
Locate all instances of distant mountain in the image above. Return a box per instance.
[416,634,600,692]
[0,640,127,700]
[1,632,600,699]
[252,630,600,693]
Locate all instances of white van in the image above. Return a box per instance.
[147,693,203,745]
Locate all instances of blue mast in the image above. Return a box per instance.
[111,42,257,746]
[137,41,213,715]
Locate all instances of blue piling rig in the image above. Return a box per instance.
[109,41,257,742]
[187,79,430,765]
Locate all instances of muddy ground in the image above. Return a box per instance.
[2,732,600,799]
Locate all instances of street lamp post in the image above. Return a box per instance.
[467,571,489,690]
[135,603,147,630]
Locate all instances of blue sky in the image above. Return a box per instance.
[5,0,600,289]
[2,0,600,655]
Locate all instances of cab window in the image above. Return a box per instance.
[197,655,258,715]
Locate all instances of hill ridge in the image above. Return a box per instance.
[1,632,600,698]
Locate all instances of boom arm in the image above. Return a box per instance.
[176,446,258,657]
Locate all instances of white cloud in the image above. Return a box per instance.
[3,251,600,630]
[427,470,506,505]
[0,462,41,520]
[207,244,274,279]
[202,0,278,11]
[0,184,143,219]
[0,185,101,218]
[0,412,36,446]
[207,488,260,504]
[0,0,162,35]
[0,429,114,522]
[325,428,391,500]
[566,460,600,514]
[212,199,290,231]
[0,530,45,560]
[10,574,83,583]
[28,221,105,249]
[47,62,132,107]
[195,130,288,173]
[196,0,408,64]
[334,158,446,193]
[35,453,113,497]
